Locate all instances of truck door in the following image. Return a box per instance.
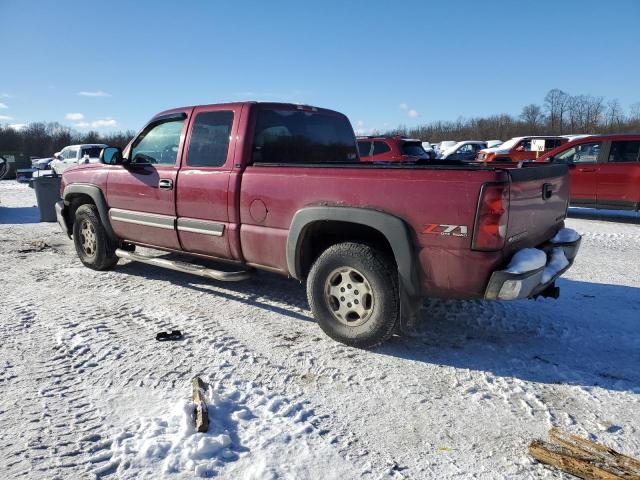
[107,111,191,250]
[568,141,602,207]
[175,104,242,259]
[597,140,640,209]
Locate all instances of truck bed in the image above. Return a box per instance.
[239,162,569,298]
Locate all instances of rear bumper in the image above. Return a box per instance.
[484,233,581,300]
[55,200,71,238]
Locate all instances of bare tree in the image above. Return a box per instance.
[605,99,625,131]
[520,104,545,131]
[544,88,569,134]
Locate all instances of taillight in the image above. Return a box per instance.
[472,183,510,251]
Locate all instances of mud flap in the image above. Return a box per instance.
[397,286,422,335]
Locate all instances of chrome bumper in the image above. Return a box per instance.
[485,234,582,301]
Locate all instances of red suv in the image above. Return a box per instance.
[536,134,640,210]
[358,135,432,162]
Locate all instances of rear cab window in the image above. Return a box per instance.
[252,107,358,164]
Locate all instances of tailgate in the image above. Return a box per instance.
[503,164,569,254]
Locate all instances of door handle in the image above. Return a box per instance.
[577,168,596,173]
[158,179,173,190]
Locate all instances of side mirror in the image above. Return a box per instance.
[100,146,123,165]
[54,152,61,159]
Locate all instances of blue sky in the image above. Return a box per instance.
[1,0,639,134]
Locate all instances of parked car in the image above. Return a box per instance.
[56,101,580,348]
[476,136,568,163]
[357,135,430,162]
[486,140,503,149]
[32,157,55,170]
[435,141,457,155]
[0,151,31,179]
[50,144,108,174]
[439,141,487,161]
[421,142,437,159]
[536,134,640,210]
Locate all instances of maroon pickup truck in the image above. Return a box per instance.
[55,102,581,347]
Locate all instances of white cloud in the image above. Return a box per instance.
[0,102,8,109]
[92,118,118,128]
[75,117,118,129]
[0,115,13,121]
[1,93,12,98]
[65,112,85,121]
[354,126,381,136]
[8,123,28,131]
[356,120,364,127]
[400,102,418,118]
[78,90,111,97]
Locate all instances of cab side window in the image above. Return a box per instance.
[373,141,391,155]
[358,141,372,157]
[546,139,563,150]
[458,144,474,153]
[130,119,185,165]
[186,111,234,167]
[608,141,640,163]
[552,142,601,164]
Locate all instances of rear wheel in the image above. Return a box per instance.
[307,242,399,348]
[73,204,119,270]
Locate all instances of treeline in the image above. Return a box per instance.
[388,89,640,142]
[2,88,640,156]
[0,122,135,158]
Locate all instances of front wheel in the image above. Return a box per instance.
[307,242,399,348]
[73,204,119,271]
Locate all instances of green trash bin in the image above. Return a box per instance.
[31,174,62,222]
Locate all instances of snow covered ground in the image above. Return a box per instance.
[1,180,639,479]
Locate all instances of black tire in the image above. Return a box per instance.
[307,242,399,348]
[72,204,119,271]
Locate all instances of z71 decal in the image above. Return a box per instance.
[422,224,468,237]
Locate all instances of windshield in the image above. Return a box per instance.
[401,141,428,157]
[496,138,520,151]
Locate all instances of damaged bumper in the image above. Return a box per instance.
[484,229,582,301]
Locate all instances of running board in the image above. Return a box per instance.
[115,249,253,282]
